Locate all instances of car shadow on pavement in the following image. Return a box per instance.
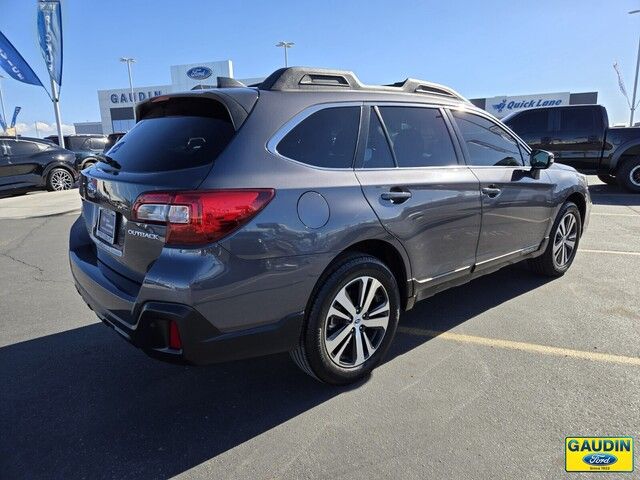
[588,183,640,206]
[0,264,551,479]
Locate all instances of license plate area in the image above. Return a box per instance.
[95,207,117,244]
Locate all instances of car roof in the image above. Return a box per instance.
[143,66,472,108]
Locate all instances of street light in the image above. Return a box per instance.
[0,74,7,134]
[628,10,640,126]
[120,57,137,122]
[275,41,295,67]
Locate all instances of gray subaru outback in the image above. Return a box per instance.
[69,67,590,384]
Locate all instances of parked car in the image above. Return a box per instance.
[503,104,640,192]
[69,67,591,385]
[45,134,109,171]
[0,136,77,194]
[103,132,126,153]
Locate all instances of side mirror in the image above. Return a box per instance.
[530,149,554,169]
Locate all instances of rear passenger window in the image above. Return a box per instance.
[505,109,550,135]
[378,107,458,168]
[363,108,395,168]
[559,108,595,133]
[452,110,524,167]
[277,107,360,168]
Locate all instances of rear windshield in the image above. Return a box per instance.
[106,111,234,173]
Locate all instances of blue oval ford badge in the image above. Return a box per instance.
[187,66,213,80]
[582,453,617,466]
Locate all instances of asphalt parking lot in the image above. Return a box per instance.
[1,179,639,479]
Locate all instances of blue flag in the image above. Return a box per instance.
[0,31,43,87]
[0,113,6,131]
[37,0,63,87]
[10,106,21,129]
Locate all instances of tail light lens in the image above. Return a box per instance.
[168,320,182,350]
[132,189,275,246]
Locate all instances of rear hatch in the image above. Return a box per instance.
[80,91,258,284]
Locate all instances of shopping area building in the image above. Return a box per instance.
[97,60,263,134]
[470,91,598,119]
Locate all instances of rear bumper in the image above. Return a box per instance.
[69,217,305,365]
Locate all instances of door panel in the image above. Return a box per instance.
[553,107,603,171]
[470,167,555,264]
[356,105,481,284]
[3,140,43,187]
[0,141,11,186]
[450,109,554,266]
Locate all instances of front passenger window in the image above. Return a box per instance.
[452,110,524,167]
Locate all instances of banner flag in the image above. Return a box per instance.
[0,113,6,131]
[613,62,630,106]
[10,106,21,128]
[0,31,44,87]
[37,0,63,87]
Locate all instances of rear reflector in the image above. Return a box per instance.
[168,320,182,350]
[132,189,275,246]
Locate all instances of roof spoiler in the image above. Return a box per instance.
[259,66,468,102]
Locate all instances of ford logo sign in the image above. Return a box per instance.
[187,66,213,80]
[582,453,617,466]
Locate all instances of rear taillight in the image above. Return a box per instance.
[168,320,182,350]
[132,189,275,246]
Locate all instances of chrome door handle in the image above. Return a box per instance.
[381,190,412,204]
[481,186,501,198]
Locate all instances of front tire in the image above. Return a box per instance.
[291,254,400,385]
[617,157,640,193]
[529,201,581,277]
[46,168,74,191]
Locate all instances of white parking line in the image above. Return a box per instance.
[580,249,640,256]
[397,327,640,367]
[591,212,639,217]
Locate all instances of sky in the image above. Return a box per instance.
[1,0,639,137]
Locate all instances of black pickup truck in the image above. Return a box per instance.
[503,104,640,192]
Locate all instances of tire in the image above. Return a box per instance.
[46,167,74,191]
[529,201,581,277]
[290,253,400,385]
[617,157,640,193]
[597,173,617,186]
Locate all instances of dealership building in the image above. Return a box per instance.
[95,60,598,133]
[470,91,598,119]
[97,60,263,134]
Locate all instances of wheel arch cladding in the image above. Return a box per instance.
[306,239,410,316]
[565,192,586,229]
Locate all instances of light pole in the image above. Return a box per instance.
[0,74,7,134]
[629,9,640,126]
[275,41,294,67]
[120,57,137,122]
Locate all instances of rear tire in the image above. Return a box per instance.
[529,201,581,277]
[617,157,640,193]
[46,168,74,191]
[290,253,400,385]
[597,173,617,186]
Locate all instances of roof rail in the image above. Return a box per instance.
[259,67,468,102]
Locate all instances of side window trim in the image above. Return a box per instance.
[267,101,364,170]
[357,103,463,169]
[372,106,398,167]
[446,107,527,168]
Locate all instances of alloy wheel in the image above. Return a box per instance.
[323,276,390,368]
[553,212,578,268]
[50,170,73,191]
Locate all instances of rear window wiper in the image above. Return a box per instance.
[97,153,121,170]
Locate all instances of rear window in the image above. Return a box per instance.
[106,114,234,173]
[276,106,360,168]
